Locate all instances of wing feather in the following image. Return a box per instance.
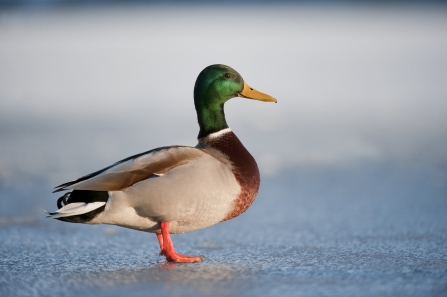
[53,146,208,192]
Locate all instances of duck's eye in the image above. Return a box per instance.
[224,73,231,79]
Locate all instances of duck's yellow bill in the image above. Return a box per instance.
[238,82,277,103]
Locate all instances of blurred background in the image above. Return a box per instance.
[1,0,446,217]
[0,1,446,296]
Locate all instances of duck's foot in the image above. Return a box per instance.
[156,222,205,263]
[160,250,205,263]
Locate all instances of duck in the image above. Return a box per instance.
[48,64,276,263]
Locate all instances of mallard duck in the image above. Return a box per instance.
[48,64,276,263]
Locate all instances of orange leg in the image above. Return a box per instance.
[156,222,204,263]
[156,233,163,252]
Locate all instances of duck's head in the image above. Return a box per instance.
[194,64,276,138]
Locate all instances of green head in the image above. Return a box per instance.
[194,64,276,139]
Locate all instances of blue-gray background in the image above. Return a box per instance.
[0,2,446,297]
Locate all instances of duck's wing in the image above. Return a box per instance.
[53,146,208,192]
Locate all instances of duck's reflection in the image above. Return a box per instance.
[70,261,255,296]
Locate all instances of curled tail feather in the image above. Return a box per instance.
[57,192,71,209]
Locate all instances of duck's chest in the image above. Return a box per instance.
[201,131,261,221]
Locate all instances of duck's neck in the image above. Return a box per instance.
[196,103,229,139]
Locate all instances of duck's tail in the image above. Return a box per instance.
[47,190,108,223]
[46,200,106,219]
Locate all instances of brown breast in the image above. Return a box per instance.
[200,130,260,222]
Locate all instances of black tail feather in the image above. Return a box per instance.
[56,190,109,209]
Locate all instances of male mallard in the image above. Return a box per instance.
[48,64,276,263]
